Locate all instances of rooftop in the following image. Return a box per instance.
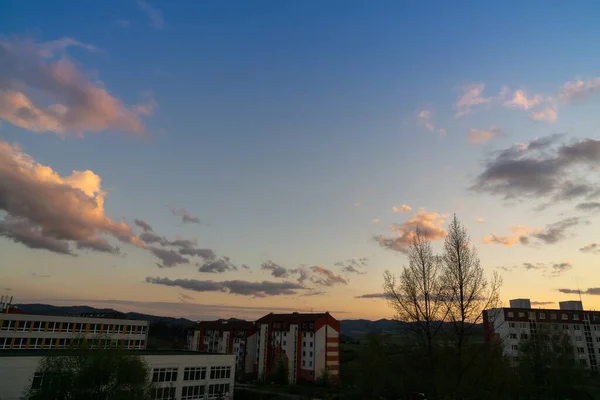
[255,312,331,324]
[0,349,232,357]
[194,319,255,330]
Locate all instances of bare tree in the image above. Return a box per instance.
[383,227,446,380]
[441,214,502,387]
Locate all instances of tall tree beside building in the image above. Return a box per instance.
[21,348,154,400]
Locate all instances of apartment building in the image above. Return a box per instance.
[484,298,600,372]
[0,311,149,350]
[253,312,340,384]
[187,319,256,374]
[0,350,236,400]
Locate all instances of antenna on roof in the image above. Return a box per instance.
[575,276,583,305]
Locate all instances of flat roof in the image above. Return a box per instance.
[0,349,233,357]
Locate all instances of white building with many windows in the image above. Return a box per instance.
[0,312,149,350]
[484,298,600,372]
[0,351,236,400]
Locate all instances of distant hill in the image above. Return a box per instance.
[13,303,481,337]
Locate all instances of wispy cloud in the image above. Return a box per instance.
[417,109,445,135]
[335,258,368,275]
[392,204,412,213]
[171,208,200,224]
[580,243,600,254]
[475,217,486,223]
[310,266,348,286]
[467,128,501,144]
[371,217,380,223]
[137,0,164,29]
[0,37,150,136]
[455,83,492,117]
[355,293,388,299]
[198,258,238,273]
[483,217,585,247]
[497,262,572,277]
[261,261,289,278]
[557,287,600,296]
[529,107,558,123]
[558,77,600,103]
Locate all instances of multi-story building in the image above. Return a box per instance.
[0,350,236,400]
[187,319,256,374]
[253,312,340,384]
[484,298,600,372]
[0,311,149,350]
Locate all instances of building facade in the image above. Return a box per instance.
[0,313,149,350]
[0,351,236,400]
[186,320,255,375]
[253,312,340,384]
[484,298,600,372]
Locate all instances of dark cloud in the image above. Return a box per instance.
[531,301,554,306]
[133,219,153,233]
[522,262,544,270]
[261,261,289,278]
[180,248,215,259]
[241,264,250,270]
[149,247,190,268]
[32,272,51,278]
[76,237,119,254]
[310,266,348,286]
[550,262,572,276]
[289,267,310,284]
[495,262,571,277]
[484,217,585,247]
[139,232,164,244]
[198,258,237,274]
[171,208,200,224]
[580,243,600,254]
[495,266,512,272]
[471,135,600,204]
[337,258,368,275]
[558,287,600,295]
[146,276,305,297]
[301,290,325,297]
[355,293,388,299]
[576,202,600,212]
[0,217,74,255]
[531,217,583,244]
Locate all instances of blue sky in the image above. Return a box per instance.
[1,1,600,320]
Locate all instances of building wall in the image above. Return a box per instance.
[0,314,148,350]
[244,332,257,374]
[0,353,236,400]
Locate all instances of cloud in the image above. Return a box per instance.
[0,140,141,255]
[483,218,583,247]
[136,0,164,29]
[355,293,388,299]
[289,267,310,284]
[300,290,325,297]
[139,232,164,244]
[455,83,492,117]
[392,204,412,213]
[198,258,237,273]
[471,135,600,202]
[529,107,558,123]
[417,109,435,132]
[558,287,600,296]
[503,90,544,110]
[76,237,119,254]
[499,262,571,277]
[371,217,380,223]
[549,262,572,276]
[179,247,215,259]
[133,219,153,233]
[171,208,200,224]
[576,202,600,212]
[375,208,447,252]
[353,201,361,207]
[467,128,501,144]
[336,258,368,275]
[531,301,554,306]
[31,272,51,278]
[558,78,600,103]
[310,266,348,286]
[149,247,189,268]
[0,37,149,136]
[580,243,600,254]
[261,261,289,278]
[476,217,486,223]
[145,276,305,297]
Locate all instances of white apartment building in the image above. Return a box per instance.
[0,351,236,400]
[0,312,149,350]
[484,298,600,372]
[252,312,340,384]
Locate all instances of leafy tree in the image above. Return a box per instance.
[268,352,289,385]
[21,346,154,400]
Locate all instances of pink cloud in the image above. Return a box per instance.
[375,208,447,252]
[392,204,412,213]
[482,225,539,247]
[467,127,501,144]
[455,83,492,117]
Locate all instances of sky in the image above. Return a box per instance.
[1,0,600,321]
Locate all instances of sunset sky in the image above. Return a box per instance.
[1,1,600,321]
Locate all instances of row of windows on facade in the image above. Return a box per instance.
[508,322,600,331]
[510,343,598,355]
[151,366,232,383]
[507,311,600,321]
[509,332,600,343]
[151,384,230,400]
[0,337,145,349]
[0,320,146,334]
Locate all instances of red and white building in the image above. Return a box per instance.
[252,312,340,384]
[186,319,256,374]
[484,298,600,372]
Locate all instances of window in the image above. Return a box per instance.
[302,360,305,367]
[507,312,514,317]
[303,351,306,356]
[578,347,585,354]
[511,345,519,351]
[0,319,13,331]
[553,324,559,330]
[62,323,72,332]
[184,367,206,381]
[90,324,100,333]
[510,333,517,339]
[520,333,528,340]
[574,325,581,331]
[17,321,30,332]
[309,361,312,367]
[32,321,43,331]
[562,313,568,320]
[208,383,230,397]
[576,336,583,342]
[182,385,205,400]
[152,387,175,400]
[303,341,306,346]
[539,313,545,319]
[573,314,579,321]
[47,322,59,332]
[74,323,85,333]
[210,366,231,380]
[152,368,178,382]
[595,326,600,332]
[508,322,515,328]
[309,351,313,357]
[596,337,600,343]
[520,323,527,329]
[310,342,313,347]
[13,337,27,349]
[0,338,9,349]
[580,359,587,366]
[518,312,525,318]
[528,312,535,319]
[114,324,123,334]
[310,332,314,338]
[283,340,286,346]
[563,324,570,330]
